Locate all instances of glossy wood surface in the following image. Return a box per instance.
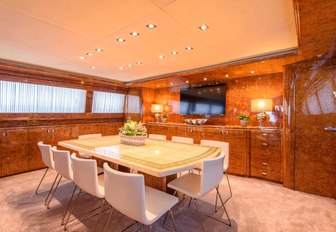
[59,135,221,177]
[284,57,336,198]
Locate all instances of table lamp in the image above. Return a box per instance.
[251,99,273,127]
[151,104,163,122]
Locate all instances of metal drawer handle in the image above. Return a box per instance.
[324,126,336,131]
[2,132,7,137]
[262,162,267,166]
[262,142,268,146]
[262,153,267,156]
[262,172,267,176]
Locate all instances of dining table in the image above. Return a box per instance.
[58,135,221,192]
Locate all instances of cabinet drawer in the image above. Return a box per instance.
[251,160,281,172]
[251,148,281,162]
[250,167,281,182]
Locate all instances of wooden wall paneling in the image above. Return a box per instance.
[0,132,2,176]
[1,128,29,176]
[52,125,79,146]
[27,127,53,170]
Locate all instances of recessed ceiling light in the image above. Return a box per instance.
[199,24,209,31]
[185,46,193,51]
[86,52,92,56]
[159,55,164,59]
[95,48,103,52]
[136,61,142,65]
[186,80,189,83]
[203,77,207,81]
[225,74,229,77]
[128,64,133,67]
[90,66,95,69]
[146,23,157,29]
[251,70,255,74]
[116,38,126,42]
[171,51,178,55]
[130,31,140,36]
[119,67,124,70]
[79,56,85,60]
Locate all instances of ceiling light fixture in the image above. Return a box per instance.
[95,48,103,52]
[116,38,126,42]
[159,55,164,59]
[128,64,133,67]
[199,24,209,31]
[136,61,142,65]
[90,66,95,69]
[130,31,140,36]
[146,23,157,29]
[171,51,178,55]
[79,56,85,60]
[86,52,92,56]
[185,46,193,51]
[119,67,124,70]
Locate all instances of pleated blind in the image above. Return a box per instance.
[92,91,125,113]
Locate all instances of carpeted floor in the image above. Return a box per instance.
[0,169,335,232]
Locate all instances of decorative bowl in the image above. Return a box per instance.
[185,118,208,125]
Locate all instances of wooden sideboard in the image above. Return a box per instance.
[0,121,123,177]
[146,122,283,183]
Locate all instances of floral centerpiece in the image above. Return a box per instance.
[119,120,147,146]
[237,112,251,127]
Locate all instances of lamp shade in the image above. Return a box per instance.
[151,104,163,113]
[251,99,273,112]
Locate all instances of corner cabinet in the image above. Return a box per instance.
[146,123,282,182]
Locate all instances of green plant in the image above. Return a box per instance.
[161,113,168,119]
[238,112,251,121]
[119,120,147,136]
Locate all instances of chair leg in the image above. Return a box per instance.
[215,187,231,227]
[64,189,82,230]
[46,175,62,209]
[188,197,193,208]
[194,199,205,232]
[215,172,232,212]
[169,210,178,232]
[44,173,59,205]
[162,211,169,228]
[61,185,78,225]
[121,221,137,232]
[104,206,115,232]
[93,199,106,232]
[35,168,49,194]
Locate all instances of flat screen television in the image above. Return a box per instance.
[180,84,226,115]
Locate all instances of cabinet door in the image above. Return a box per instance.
[1,128,29,176]
[52,125,79,146]
[28,127,53,170]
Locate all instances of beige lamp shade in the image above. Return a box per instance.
[151,104,163,113]
[251,99,273,112]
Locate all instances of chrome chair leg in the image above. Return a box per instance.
[194,199,205,232]
[169,210,178,232]
[162,211,169,228]
[64,189,82,230]
[61,185,78,225]
[93,199,106,232]
[46,175,62,209]
[44,173,59,205]
[35,168,49,194]
[215,172,232,212]
[104,206,115,232]
[215,186,231,227]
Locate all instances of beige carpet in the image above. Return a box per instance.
[0,169,335,232]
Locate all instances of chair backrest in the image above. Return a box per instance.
[200,153,225,196]
[78,134,102,140]
[52,147,73,180]
[201,139,230,172]
[171,136,194,144]
[71,154,104,198]
[148,134,167,141]
[37,141,54,169]
[103,163,147,224]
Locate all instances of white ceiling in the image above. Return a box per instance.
[0,0,297,82]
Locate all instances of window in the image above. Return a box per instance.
[126,94,141,113]
[0,80,86,113]
[92,91,125,113]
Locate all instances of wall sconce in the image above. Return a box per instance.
[151,104,163,122]
[251,99,273,127]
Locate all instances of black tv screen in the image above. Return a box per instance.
[180,84,226,115]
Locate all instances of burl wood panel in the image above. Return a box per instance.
[142,73,283,127]
[284,56,336,198]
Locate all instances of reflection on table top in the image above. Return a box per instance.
[58,135,221,177]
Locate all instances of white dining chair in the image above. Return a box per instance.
[102,162,178,232]
[64,154,105,231]
[200,140,232,211]
[148,134,167,141]
[167,153,231,231]
[171,136,194,144]
[36,142,59,204]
